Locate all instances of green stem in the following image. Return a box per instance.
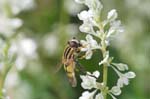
[101,36,108,99]
[103,63,108,99]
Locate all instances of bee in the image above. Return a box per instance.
[62,37,82,87]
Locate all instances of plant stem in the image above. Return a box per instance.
[103,63,108,99]
[101,36,108,99]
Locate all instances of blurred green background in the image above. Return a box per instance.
[0,0,150,99]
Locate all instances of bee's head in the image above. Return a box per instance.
[68,37,81,48]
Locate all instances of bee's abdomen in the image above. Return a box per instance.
[64,46,74,59]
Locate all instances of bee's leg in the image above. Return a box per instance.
[74,59,86,74]
[54,63,63,74]
[74,59,98,79]
[78,55,86,59]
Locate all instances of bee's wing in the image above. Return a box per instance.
[64,60,77,87]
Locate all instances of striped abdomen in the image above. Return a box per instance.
[62,46,77,87]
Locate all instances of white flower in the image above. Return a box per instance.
[80,71,100,89]
[112,63,128,71]
[117,71,136,88]
[0,16,22,37]
[79,90,97,99]
[92,70,100,78]
[8,0,36,15]
[78,10,98,28]
[107,9,118,22]
[75,0,103,14]
[110,86,121,96]
[43,34,58,56]
[79,23,94,33]
[19,38,37,57]
[99,51,109,66]
[107,20,124,38]
[65,0,83,16]
[78,10,94,21]
[95,93,104,99]
[80,35,100,59]
[124,71,136,79]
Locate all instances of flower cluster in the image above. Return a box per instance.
[0,0,36,98]
[74,0,136,99]
[0,0,35,37]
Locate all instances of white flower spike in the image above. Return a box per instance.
[74,0,136,98]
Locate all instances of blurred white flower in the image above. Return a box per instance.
[9,36,37,70]
[110,86,121,96]
[76,0,103,16]
[112,63,128,71]
[78,10,98,33]
[66,24,79,36]
[65,0,83,16]
[0,15,22,37]
[5,72,20,88]
[19,38,37,57]
[80,35,101,59]
[7,0,36,15]
[117,71,136,88]
[79,23,94,34]
[78,10,94,22]
[124,71,136,78]
[80,71,100,89]
[95,93,104,99]
[107,9,118,22]
[79,90,97,99]
[107,20,124,38]
[15,56,26,71]
[0,62,4,71]
[43,34,59,56]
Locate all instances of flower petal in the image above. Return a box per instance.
[125,71,136,79]
[95,93,104,99]
[85,50,93,59]
[107,9,118,22]
[110,86,121,96]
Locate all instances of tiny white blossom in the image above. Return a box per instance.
[107,9,118,22]
[19,38,37,57]
[95,93,104,99]
[0,16,22,37]
[80,71,100,89]
[8,0,36,15]
[99,51,109,66]
[117,71,136,88]
[124,71,136,79]
[80,74,96,89]
[92,70,100,78]
[110,86,121,96]
[79,90,97,99]
[107,20,124,38]
[112,63,128,71]
[84,0,103,16]
[80,35,100,59]
[78,10,98,28]
[78,10,94,21]
[79,23,94,33]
